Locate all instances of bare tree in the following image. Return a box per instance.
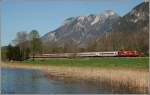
[43,40,58,53]
[86,37,97,52]
[29,30,42,60]
[15,31,29,60]
[63,38,78,53]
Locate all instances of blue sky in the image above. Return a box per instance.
[1,0,144,46]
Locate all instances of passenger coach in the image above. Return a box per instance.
[40,50,139,58]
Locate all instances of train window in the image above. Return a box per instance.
[102,53,115,54]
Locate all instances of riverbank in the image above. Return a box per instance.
[1,61,148,93]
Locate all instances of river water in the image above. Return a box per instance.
[1,67,148,94]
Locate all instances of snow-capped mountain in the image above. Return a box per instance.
[42,10,120,45]
[42,2,149,47]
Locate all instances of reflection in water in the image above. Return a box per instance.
[1,67,148,94]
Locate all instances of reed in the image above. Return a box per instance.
[44,66,148,93]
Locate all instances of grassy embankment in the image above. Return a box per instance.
[23,57,149,69]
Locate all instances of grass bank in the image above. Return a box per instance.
[23,57,149,69]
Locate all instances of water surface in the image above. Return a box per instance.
[1,67,147,94]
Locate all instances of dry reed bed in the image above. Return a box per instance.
[2,62,149,92]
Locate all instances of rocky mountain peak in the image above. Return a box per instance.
[63,17,76,25]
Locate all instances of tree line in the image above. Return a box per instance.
[2,30,42,61]
[86,31,149,56]
[1,30,149,61]
[42,31,149,56]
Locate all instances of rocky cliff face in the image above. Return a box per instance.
[108,2,149,33]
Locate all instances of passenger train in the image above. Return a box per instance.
[36,50,139,58]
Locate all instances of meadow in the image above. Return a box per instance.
[23,57,149,69]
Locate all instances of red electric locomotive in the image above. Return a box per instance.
[118,50,139,57]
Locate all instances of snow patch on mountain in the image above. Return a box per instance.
[78,16,86,21]
[91,16,101,25]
